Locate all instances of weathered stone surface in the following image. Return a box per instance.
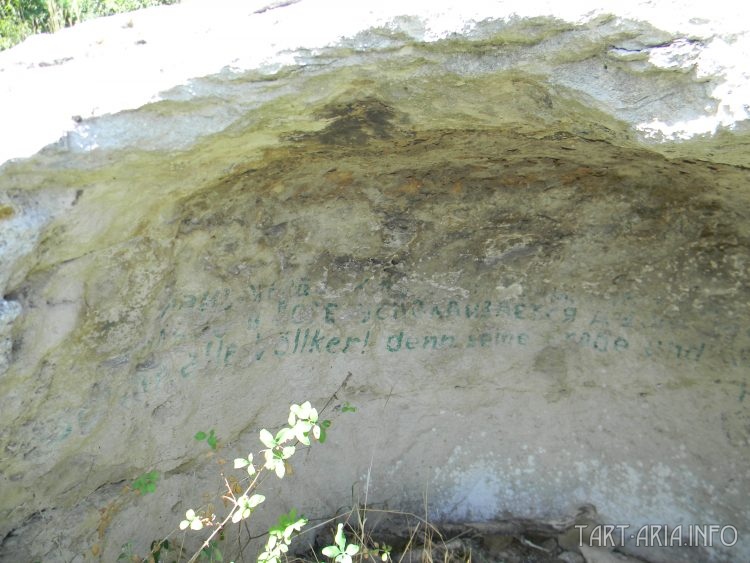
[1,1,749,562]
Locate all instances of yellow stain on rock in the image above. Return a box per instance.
[324,169,354,187]
[399,178,423,194]
[0,205,14,220]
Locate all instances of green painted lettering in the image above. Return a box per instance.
[291,304,308,324]
[387,332,403,352]
[441,334,456,348]
[593,332,608,352]
[325,303,338,324]
[496,331,513,344]
[495,301,512,317]
[342,335,361,352]
[224,343,237,365]
[297,279,310,297]
[590,312,608,326]
[446,301,460,318]
[275,332,289,357]
[326,337,340,353]
[309,330,324,352]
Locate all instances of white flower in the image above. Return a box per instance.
[179,509,203,531]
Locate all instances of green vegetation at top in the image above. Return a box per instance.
[0,0,180,50]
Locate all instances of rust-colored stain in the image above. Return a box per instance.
[503,174,537,187]
[399,178,423,194]
[325,169,354,187]
[0,205,14,220]
[561,166,594,185]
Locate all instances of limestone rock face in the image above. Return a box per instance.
[1,1,749,562]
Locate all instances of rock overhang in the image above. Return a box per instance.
[1,1,749,562]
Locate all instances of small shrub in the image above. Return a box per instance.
[194,429,218,450]
[131,470,159,494]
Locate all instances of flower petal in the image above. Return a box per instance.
[248,494,265,507]
[275,460,286,478]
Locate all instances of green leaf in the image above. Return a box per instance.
[259,428,275,448]
[334,523,346,549]
[319,427,327,443]
[321,419,332,428]
[274,460,286,479]
[207,434,217,450]
[194,431,207,441]
[276,427,293,443]
[322,546,340,558]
